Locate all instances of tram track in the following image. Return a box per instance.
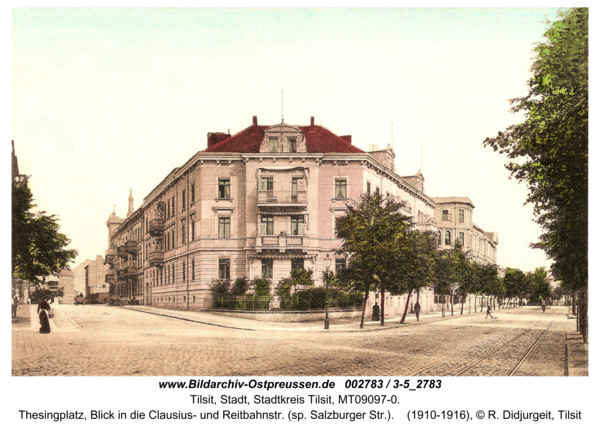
[412,320,555,377]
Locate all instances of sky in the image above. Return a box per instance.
[12,7,564,272]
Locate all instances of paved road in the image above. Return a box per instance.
[12,304,575,376]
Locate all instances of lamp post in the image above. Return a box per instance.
[324,254,331,330]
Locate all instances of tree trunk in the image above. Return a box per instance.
[480,295,484,312]
[451,292,454,316]
[359,285,370,329]
[399,288,413,324]
[380,285,385,326]
[460,293,464,315]
[572,291,576,315]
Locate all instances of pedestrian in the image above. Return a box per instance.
[12,294,19,319]
[38,300,51,334]
[371,302,380,322]
[486,303,495,319]
[542,300,546,313]
[414,301,421,322]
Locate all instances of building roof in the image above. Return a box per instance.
[57,268,74,277]
[432,196,474,206]
[204,124,365,154]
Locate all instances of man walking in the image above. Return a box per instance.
[414,301,421,322]
[12,294,19,319]
[542,300,546,313]
[486,303,495,319]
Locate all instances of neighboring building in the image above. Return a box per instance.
[432,197,498,265]
[107,116,440,310]
[105,194,144,304]
[78,255,110,304]
[57,268,76,304]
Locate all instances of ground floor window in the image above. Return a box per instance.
[262,259,273,279]
[291,258,304,271]
[219,259,230,279]
[335,258,346,273]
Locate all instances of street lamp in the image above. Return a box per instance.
[324,254,332,330]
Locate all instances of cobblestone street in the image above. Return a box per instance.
[12,304,580,377]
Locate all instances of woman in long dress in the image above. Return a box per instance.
[38,300,51,334]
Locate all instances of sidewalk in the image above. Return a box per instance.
[566,332,588,376]
[119,305,485,332]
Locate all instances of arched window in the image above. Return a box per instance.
[445,230,451,246]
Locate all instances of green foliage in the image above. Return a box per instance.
[12,181,78,282]
[529,267,552,301]
[252,277,271,296]
[279,287,363,310]
[209,278,231,298]
[432,249,456,295]
[29,287,63,304]
[231,277,249,296]
[276,269,314,296]
[484,8,588,294]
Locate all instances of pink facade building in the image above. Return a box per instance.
[107,116,440,310]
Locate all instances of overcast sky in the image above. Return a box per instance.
[12,8,564,272]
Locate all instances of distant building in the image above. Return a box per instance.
[432,197,498,265]
[74,259,92,297]
[85,256,109,303]
[57,268,75,304]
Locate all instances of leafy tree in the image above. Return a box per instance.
[231,277,249,296]
[12,181,78,282]
[252,277,271,296]
[276,269,314,296]
[336,193,413,327]
[29,287,64,304]
[483,8,588,341]
[209,279,231,298]
[529,267,552,303]
[398,230,437,324]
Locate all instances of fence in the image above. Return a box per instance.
[212,296,272,311]
[278,294,362,311]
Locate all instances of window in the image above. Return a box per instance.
[171,230,175,250]
[167,200,171,218]
[191,183,195,204]
[335,179,347,199]
[191,260,195,280]
[445,230,451,246]
[458,209,465,223]
[259,177,273,192]
[183,262,186,282]
[375,187,380,195]
[181,220,186,244]
[442,210,451,221]
[291,258,304,271]
[288,137,297,153]
[262,259,273,279]
[182,191,186,210]
[367,182,371,195]
[291,215,304,235]
[219,217,231,238]
[459,232,465,245]
[291,178,299,201]
[269,137,278,153]
[260,215,273,235]
[335,258,346,273]
[191,215,195,241]
[219,259,230,280]
[218,179,230,199]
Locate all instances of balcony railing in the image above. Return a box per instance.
[148,244,164,266]
[105,270,116,284]
[117,246,127,258]
[117,269,126,280]
[105,252,117,265]
[415,213,435,225]
[257,190,307,206]
[258,234,306,249]
[124,240,139,254]
[149,218,165,236]
[125,261,138,277]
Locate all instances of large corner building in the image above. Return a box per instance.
[105,116,495,310]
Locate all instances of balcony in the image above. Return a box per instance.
[256,234,307,253]
[124,240,139,255]
[117,269,126,280]
[105,270,116,284]
[148,245,164,267]
[117,246,127,258]
[125,262,138,277]
[105,251,117,265]
[149,218,165,236]
[257,190,307,210]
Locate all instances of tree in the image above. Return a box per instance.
[398,230,437,324]
[483,8,588,342]
[529,267,552,303]
[30,287,64,304]
[336,193,413,327]
[12,180,78,282]
[432,249,456,316]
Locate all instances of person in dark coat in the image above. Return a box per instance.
[38,300,51,334]
[371,302,380,321]
[414,301,421,322]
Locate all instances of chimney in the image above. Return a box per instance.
[340,135,352,144]
[253,116,258,127]
[310,116,314,127]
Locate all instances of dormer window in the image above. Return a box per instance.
[288,137,297,153]
[269,137,278,153]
